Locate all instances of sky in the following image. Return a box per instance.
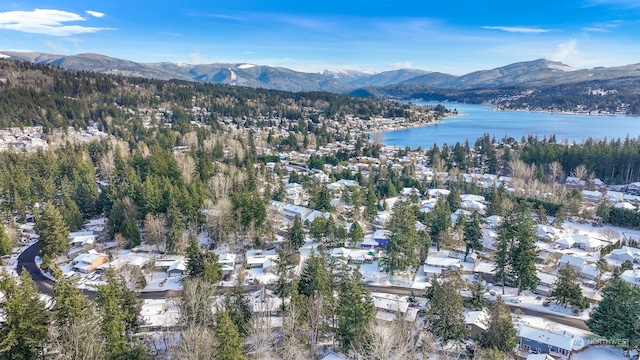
[1,1,640,74]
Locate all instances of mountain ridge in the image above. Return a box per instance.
[3,51,640,95]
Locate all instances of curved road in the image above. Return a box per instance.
[17,242,589,330]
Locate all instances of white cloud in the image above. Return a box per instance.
[86,10,105,18]
[548,39,579,62]
[389,61,413,69]
[0,8,112,36]
[482,26,550,34]
[189,51,211,64]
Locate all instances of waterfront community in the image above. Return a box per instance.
[1,61,640,360]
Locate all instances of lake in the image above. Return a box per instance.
[381,102,640,148]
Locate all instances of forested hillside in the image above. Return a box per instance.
[0,59,442,132]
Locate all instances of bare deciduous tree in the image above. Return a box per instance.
[170,325,218,360]
[600,227,620,243]
[177,278,217,328]
[571,165,588,181]
[144,213,166,252]
[48,310,106,360]
[174,152,196,184]
[245,315,275,360]
[98,150,115,180]
[351,317,418,360]
[548,161,563,184]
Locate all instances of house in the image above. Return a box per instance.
[72,250,109,273]
[535,271,557,296]
[575,236,605,252]
[559,254,586,271]
[246,249,279,273]
[580,263,599,280]
[464,309,489,338]
[372,229,391,249]
[372,293,417,322]
[167,259,186,277]
[554,236,576,250]
[620,269,640,288]
[610,246,640,263]
[517,325,575,360]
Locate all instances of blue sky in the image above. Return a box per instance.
[1,1,640,74]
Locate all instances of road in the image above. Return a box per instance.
[17,242,589,330]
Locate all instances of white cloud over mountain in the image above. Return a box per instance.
[0,8,112,36]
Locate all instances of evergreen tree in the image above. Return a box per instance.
[429,196,451,251]
[337,268,374,351]
[480,296,518,353]
[214,310,246,360]
[121,219,141,248]
[425,272,467,343]
[551,265,589,310]
[203,251,223,284]
[348,222,364,246]
[37,203,70,258]
[447,187,461,212]
[287,216,305,251]
[386,200,419,273]
[587,279,640,350]
[298,250,330,298]
[186,237,204,277]
[464,212,483,261]
[0,271,51,359]
[52,275,90,327]
[224,284,252,336]
[466,281,486,310]
[0,223,11,256]
[95,270,142,359]
[510,208,539,295]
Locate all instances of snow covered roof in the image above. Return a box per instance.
[464,310,489,330]
[518,325,575,351]
[372,295,409,313]
[559,254,586,269]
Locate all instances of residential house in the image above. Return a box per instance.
[246,249,279,273]
[609,246,640,263]
[372,229,391,249]
[580,263,599,280]
[535,271,557,296]
[559,254,586,271]
[168,259,186,277]
[517,325,575,360]
[620,269,640,288]
[372,293,418,322]
[72,250,109,273]
[464,309,489,339]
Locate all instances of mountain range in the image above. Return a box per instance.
[2,51,640,95]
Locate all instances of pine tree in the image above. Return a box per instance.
[186,236,204,277]
[298,250,329,298]
[466,281,486,310]
[95,270,142,359]
[215,310,246,360]
[287,216,305,251]
[425,272,467,343]
[464,212,483,261]
[0,222,11,256]
[510,207,539,295]
[203,251,223,284]
[480,296,518,353]
[0,270,51,359]
[386,200,419,273]
[588,279,640,349]
[37,203,70,258]
[348,222,364,246]
[429,196,451,251]
[52,275,90,327]
[337,268,374,351]
[551,265,588,310]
